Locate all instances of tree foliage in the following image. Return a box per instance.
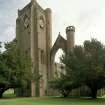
[50,39,105,98]
[0,40,32,98]
[50,74,76,97]
[63,39,105,98]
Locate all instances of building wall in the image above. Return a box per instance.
[16,3,31,54]
[16,1,75,97]
[16,3,32,96]
[16,1,105,98]
[37,5,47,96]
[16,1,51,97]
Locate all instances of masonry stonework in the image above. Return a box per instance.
[16,0,75,97]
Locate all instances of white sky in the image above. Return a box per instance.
[0,0,105,62]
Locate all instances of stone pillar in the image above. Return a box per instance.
[45,8,52,80]
[30,0,39,97]
[66,26,75,53]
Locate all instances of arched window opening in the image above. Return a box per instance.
[54,49,65,78]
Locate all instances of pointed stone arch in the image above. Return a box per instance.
[50,35,67,79]
[51,35,67,61]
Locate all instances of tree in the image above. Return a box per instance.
[0,40,32,98]
[61,39,105,98]
[49,66,81,97]
[0,42,9,97]
[50,74,74,97]
[83,39,105,98]
[50,77,80,97]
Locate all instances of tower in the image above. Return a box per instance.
[66,26,75,52]
[16,0,52,97]
[45,8,52,80]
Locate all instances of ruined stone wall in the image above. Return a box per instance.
[16,3,31,54]
[16,1,52,97]
[16,3,32,97]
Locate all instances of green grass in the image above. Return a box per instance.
[0,96,105,105]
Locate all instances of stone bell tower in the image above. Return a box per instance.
[16,0,52,97]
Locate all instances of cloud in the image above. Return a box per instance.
[0,0,105,46]
[1,0,105,62]
[0,26,15,42]
[0,0,30,43]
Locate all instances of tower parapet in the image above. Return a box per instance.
[66,26,75,33]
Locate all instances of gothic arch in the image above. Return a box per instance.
[51,35,67,62]
[50,35,66,78]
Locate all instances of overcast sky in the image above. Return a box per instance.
[1,0,105,44]
[0,0,105,61]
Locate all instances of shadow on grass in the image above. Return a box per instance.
[47,96,105,102]
[1,94,105,103]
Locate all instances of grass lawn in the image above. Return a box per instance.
[1,96,105,105]
[1,90,105,105]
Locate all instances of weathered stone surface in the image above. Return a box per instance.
[16,0,75,97]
